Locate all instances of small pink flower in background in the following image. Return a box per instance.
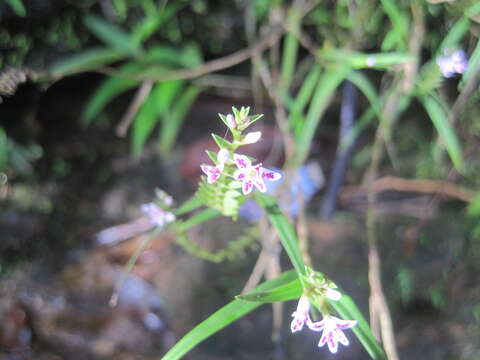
[233,154,281,195]
[308,315,357,354]
[243,131,262,144]
[201,148,230,184]
[290,296,311,333]
[141,203,175,227]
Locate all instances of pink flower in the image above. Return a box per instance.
[201,148,230,184]
[141,203,175,227]
[291,296,311,333]
[233,154,281,195]
[308,315,357,354]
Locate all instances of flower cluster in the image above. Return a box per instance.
[290,293,357,354]
[199,107,281,198]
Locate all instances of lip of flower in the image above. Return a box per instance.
[200,148,230,184]
[290,296,311,333]
[233,154,281,195]
[307,315,357,354]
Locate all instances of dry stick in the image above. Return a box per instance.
[116,79,153,137]
[365,3,424,360]
[343,176,475,203]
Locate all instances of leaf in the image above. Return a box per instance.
[437,17,470,56]
[5,0,26,16]
[160,270,297,360]
[255,193,306,276]
[279,7,301,92]
[0,127,8,172]
[294,65,351,165]
[331,294,387,359]
[176,208,220,232]
[420,94,464,171]
[380,0,408,50]
[236,276,301,302]
[84,15,141,55]
[160,85,201,153]
[460,38,480,89]
[50,47,125,76]
[211,134,233,149]
[82,74,139,126]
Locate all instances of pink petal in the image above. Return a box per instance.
[261,167,282,181]
[308,319,325,332]
[201,165,221,184]
[327,334,339,354]
[234,154,251,169]
[253,177,267,192]
[233,169,246,180]
[336,318,357,330]
[290,316,305,333]
[334,329,349,346]
[318,331,329,347]
[242,180,254,195]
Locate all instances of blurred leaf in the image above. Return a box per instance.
[460,38,480,89]
[211,134,232,149]
[50,47,125,76]
[255,193,306,276]
[112,0,127,20]
[5,0,26,16]
[279,7,301,92]
[236,277,301,302]
[82,73,139,126]
[321,49,413,69]
[160,270,297,360]
[294,66,351,165]
[466,192,480,217]
[331,294,387,359]
[437,17,470,56]
[84,15,141,55]
[132,81,183,157]
[146,44,202,68]
[176,208,221,232]
[0,127,7,172]
[420,94,464,171]
[380,0,408,50]
[159,85,201,153]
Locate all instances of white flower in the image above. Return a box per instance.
[290,296,311,333]
[436,49,468,78]
[200,148,230,184]
[233,154,281,195]
[307,315,357,354]
[141,203,175,227]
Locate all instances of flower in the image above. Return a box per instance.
[291,296,311,333]
[325,288,342,301]
[226,113,236,128]
[233,154,282,195]
[308,315,357,354]
[436,49,468,78]
[243,131,262,144]
[201,148,230,184]
[141,203,175,227]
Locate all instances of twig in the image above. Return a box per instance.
[342,176,475,203]
[116,79,153,137]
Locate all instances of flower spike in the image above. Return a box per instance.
[233,154,281,195]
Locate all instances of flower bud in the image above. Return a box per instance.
[243,131,262,144]
[226,113,236,128]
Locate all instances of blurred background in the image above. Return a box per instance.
[1,0,480,359]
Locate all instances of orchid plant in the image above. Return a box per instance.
[136,107,386,359]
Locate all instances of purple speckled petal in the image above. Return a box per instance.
[327,333,338,354]
[334,329,349,346]
[242,180,254,195]
[261,167,282,181]
[308,319,325,332]
[201,164,221,184]
[233,169,246,180]
[335,318,357,330]
[234,154,251,169]
[253,177,267,192]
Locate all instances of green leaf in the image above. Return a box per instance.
[211,134,232,149]
[420,94,464,171]
[380,0,408,50]
[5,0,26,16]
[294,66,351,165]
[460,38,480,89]
[160,271,297,360]
[0,127,8,172]
[236,276,301,302]
[176,208,220,232]
[174,195,204,216]
[437,17,470,56]
[331,294,387,360]
[279,7,301,92]
[50,47,125,76]
[84,15,141,55]
[82,74,139,126]
[255,193,306,276]
[159,85,201,153]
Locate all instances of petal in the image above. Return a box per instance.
[326,288,342,301]
[334,329,349,346]
[234,154,251,169]
[290,316,305,333]
[226,113,236,128]
[164,212,176,223]
[318,330,329,347]
[233,169,247,180]
[253,177,267,192]
[327,334,339,354]
[243,131,262,144]
[242,180,254,195]
[335,318,357,330]
[217,148,230,164]
[261,167,282,181]
[296,296,311,314]
[201,165,222,184]
[308,319,325,332]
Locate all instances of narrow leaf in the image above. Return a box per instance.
[255,193,306,276]
[211,134,233,149]
[236,277,301,302]
[6,0,26,16]
[50,48,125,76]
